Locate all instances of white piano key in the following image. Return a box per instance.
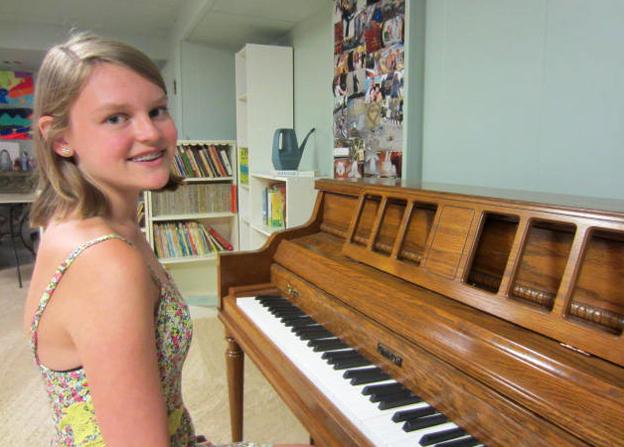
[237,297,471,447]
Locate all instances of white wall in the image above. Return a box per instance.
[422,0,624,199]
[178,41,236,140]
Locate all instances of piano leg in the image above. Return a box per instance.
[226,335,244,442]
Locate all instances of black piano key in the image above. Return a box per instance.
[271,309,304,316]
[298,329,334,340]
[362,382,403,396]
[266,303,298,309]
[281,316,315,326]
[392,405,436,422]
[292,325,324,334]
[307,338,348,352]
[419,428,468,446]
[261,300,293,306]
[261,299,294,306]
[256,295,284,301]
[403,413,449,432]
[290,324,331,337]
[370,388,411,403]
[332,356,371,370]
[434,436,480,447]
[343,367,390,385]
[378,393,423,410]
[321,349,358,361]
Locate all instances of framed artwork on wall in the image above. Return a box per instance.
[0,71,34,140]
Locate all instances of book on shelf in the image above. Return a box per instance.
[230,184,237,213]
[207,145,227,177]
[136,200,145,226]
[172,143,233,178]
[219,147,233,176]
[239,147,249,185]
[262,183,286,228]
[153,221,234,259]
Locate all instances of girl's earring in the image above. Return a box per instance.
[60,146,74,157]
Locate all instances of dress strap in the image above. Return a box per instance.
[29,233,132,365]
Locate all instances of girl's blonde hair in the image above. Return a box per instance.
[30,32,178,227]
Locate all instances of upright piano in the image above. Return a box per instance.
[218,178,624,447]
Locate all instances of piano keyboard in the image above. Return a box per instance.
[237,295,485,447]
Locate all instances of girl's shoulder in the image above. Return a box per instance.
[32,217,151,302]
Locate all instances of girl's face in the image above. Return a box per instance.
[63,62,177,199]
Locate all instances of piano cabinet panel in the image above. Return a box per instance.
[270,263,590,447]
[398,201,437,264]
[319,191,357,238]
[336,184,624,366]
[510,220,576,310]
[352,194,381,246]
[373,197,406,255]
[570,228,624,334]
[466,213,520,293]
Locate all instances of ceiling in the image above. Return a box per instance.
[0,0,328,71]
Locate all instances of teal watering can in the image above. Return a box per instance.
[272,128,315,170]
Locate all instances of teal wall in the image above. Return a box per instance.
[402,0,426,184]
[178,41,236,140]
[423,0,624,199]
[287,0,334,176]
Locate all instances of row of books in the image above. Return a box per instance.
[153,221,233,259]
[151,183,235,215]
[261,183,286,228]
[172,144,233,178]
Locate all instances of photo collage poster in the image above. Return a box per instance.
[333,0,404,180]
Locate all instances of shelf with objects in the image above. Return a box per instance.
[247,171,317,249]
[143,140,238,306]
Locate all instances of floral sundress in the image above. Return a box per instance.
[30,234,196,446]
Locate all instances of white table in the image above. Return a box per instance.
[0,193,36,288]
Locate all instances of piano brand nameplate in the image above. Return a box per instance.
[377,342,403,367]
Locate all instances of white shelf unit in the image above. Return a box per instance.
[144,140,238,306]
[247,172,317,250]
[235,44,293,250]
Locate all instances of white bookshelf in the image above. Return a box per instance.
[143,140,238,306]
[235,44,294,250]
[247,172,317,250]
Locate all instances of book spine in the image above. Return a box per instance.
[190,146,207,177]
[179,146,194,177]
[201,225,219,253]
[198,148,214,178]
[230,184,237,213]
[165,224,175,258]
[186,146,201,177]
[202,146,219,177]
[209,145,227,177]
[207,225,233,251]
[218,147,233,176]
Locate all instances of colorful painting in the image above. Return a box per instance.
[0,71,34,140]
[333,0,405,179]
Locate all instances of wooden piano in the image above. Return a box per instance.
[218,178,624,447]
